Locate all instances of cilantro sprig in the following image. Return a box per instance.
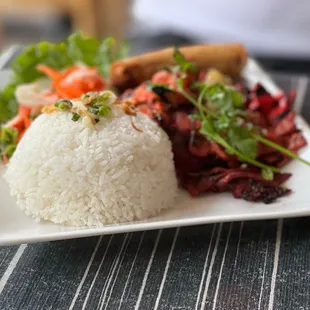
[178,81,280,174]
[173,48,196,73]
[170,49,310,179]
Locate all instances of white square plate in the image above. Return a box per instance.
[1,60,309,246]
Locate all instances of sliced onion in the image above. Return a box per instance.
[15,79,54,107]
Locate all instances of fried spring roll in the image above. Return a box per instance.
[110,43,247,90]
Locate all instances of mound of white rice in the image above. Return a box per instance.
[4,100,178,227]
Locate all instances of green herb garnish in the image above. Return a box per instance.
[88,107,99,115]
[166,50,310,178]
[71,112,80,122]
[55,99,72,111]
[88,104,111,117]
[53,92,113,123]
[98,105,110,117]
[227,126,257,160]
[173,48,196,73]
[198,115,279,173]
[91,92,112,106]
[84,91,113,119]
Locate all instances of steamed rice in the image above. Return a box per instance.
[4,101,178,226]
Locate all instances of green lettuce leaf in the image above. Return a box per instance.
[11,41,72,83]
[0,83,18,122]
[0,127,18,159]
[67,32,99,66]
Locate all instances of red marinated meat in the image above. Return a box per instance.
[231,179,291,203]
[257,143,278,157]
[152,70,177,87]
[151,70,196,104]
[210,142,238,164]
[268,98,290,124]
[128,83,158,105]
[287,131,307,150]
[188,135,212,157]
[185,167,291,203]
[261,153,283,166]
[173,111,192,134]
[152,70,195,90]
[273,112,297,136]
[271,132,307,168]
[172,111,201,133]
[246,83,296,126]
[124,69,306,204]
[248,84,277,116]
[170,132,206,175]
[246,111,268,128]
[137,104,154,119]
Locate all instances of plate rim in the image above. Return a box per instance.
[2,205,310,246]
[1,59,309,245]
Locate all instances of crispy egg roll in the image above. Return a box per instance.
[110,43,247,90]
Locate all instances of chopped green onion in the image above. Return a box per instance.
[55,99,72,111]
[95,92,110,105]
[88,107,99,115]
[71,112,80,122]
[98,105,110,117]
[91,91,115,106]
